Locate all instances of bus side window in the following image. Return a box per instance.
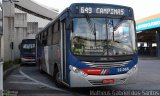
[42,31,47,46]
[40,33,42,44]
[47,26,52,45]
[53,20,60,45]
[51,24,54,45]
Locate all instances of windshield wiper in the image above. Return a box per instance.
[93,23,96,45]
[113,16,126,31]
[84,13,97,45]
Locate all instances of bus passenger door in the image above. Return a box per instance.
[60,20,68,84]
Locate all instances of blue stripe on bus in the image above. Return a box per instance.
[68,52,138,75]
[108,54,138,75]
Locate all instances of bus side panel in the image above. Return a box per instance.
[44,46,50,73]
[48,45,54,76]
[41,47,45,69]
[38,44,47,73]
[48,44,61,76]
[36,40,44,69]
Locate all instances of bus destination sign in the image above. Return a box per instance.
[79,6,126,15]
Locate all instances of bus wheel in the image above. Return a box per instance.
[54,67,62,87]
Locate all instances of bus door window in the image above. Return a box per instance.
[60,19,68,82]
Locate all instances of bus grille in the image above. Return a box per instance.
[88,78,127,85]
[84,60,130,69]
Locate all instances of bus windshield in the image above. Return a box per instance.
[70,18,136,56]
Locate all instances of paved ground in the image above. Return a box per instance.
[4,59,160,96]
[3,66,73,96]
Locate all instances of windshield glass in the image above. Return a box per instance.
[70,18,136,56]
[22,44,35,49]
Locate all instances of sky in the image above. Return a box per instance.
[32,0,160,20]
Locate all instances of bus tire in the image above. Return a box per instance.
[53,66,62,87]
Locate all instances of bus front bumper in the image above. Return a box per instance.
[69,65,137,87]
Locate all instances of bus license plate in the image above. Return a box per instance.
[102,79,115,84]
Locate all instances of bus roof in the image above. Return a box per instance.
[70,3,132,9]
[36,3,134,37]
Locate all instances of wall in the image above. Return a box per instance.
[2,1,15,61]
[14,14,39,59]
[14,13,27,59]
[2,1,53,61]
[2,17,14,61]
[27,22,38,34]
[3,13,39,60]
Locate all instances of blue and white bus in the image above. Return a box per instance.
[36,3,138,87]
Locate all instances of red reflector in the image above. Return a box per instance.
[102,79,115,84]
[82,68,102,75]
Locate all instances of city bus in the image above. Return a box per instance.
[36,3,138,87]
[20,39,36,64]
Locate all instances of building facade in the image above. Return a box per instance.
[136,13,160,57]
[2,0,58,61]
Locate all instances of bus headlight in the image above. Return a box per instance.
[69,65,88,77]
[69,65,79,73]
